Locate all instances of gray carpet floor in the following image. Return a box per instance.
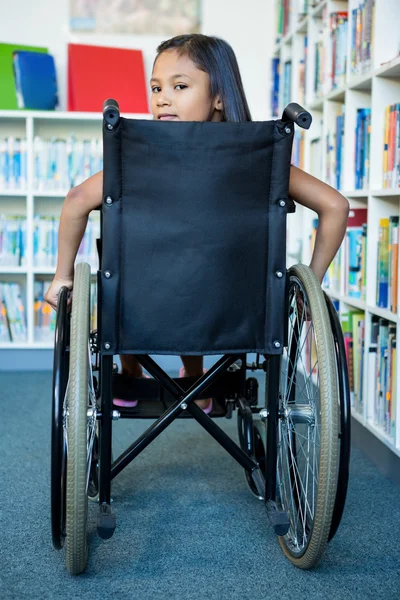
[1,370,400,600]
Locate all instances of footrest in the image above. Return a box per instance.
[97,504,116,540]
[265,500,290,536]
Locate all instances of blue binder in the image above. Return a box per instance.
[12,50,58,110]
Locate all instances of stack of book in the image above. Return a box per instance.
[341,309,365,414]
[376,216,399,312]
[317,208,368,298]
[33,136,103,192]
[355,108,371,189]
[33,215,100,270]
[276,0,310,40]
[34,279,98,342]
[344,208,368,300]
[325,107,345,190]
[314,20,325,98]
[34,279,56,342]
[368,317,397,441]
[0,215,27,266]
[0,137,28,191]
[0,282,27,342]
[330,10,348,90]
[383,104,400,189]
[350,0,375,76]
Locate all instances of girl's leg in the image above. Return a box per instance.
[180,355,211,410]
[180,355,203,377]
[120,354,143,377]
[119,354,210,409]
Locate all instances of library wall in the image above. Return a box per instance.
[0,0,275,120]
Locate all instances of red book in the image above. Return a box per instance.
[68,43,149,114]
[347,207,368,227]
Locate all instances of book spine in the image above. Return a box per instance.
[367,344,377,420]
[377,218,389,308]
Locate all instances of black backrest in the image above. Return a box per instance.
[99,118,294,356]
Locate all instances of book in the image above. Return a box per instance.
[383,104,400,189]
[343,208,368,300]
[355,108,371,189]
[347,228,363,298]
[350,1,375,75]
[0,282,27,342]
[367,315,380,421]
[352,312,365,412]
[377,218,389,308]
[12,50,58,110]
[391,340,397,441]
[271,57,280,117]
[0,137,28,191]
[0,42,48,109]
[34,280,56,342]
[390,217,399,312]
[0,216,26,267]
[68,43,148,113]
[0,291,11,342]
[33,135,103,191]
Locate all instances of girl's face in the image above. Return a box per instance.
[150,50,223,122]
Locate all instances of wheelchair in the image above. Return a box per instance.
[50,100,351,575]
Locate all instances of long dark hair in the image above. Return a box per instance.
[154,34,252,122]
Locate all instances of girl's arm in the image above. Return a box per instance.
[45,171,103,310]
[288,165,350,283]
[55,170,103,280]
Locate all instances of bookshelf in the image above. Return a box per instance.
[0,109,151,349]
[274,0,400,459]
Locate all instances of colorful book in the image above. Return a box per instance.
[0,42,48,109]
[377,218,389,308]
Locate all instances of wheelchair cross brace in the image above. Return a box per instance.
[97,353,290,539]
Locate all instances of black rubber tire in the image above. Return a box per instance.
[51,286,70,550]
[324,292,351,542]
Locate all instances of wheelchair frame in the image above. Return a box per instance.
[96,350,285,535]
[94,101,313,538]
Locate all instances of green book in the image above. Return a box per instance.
[0,43,48,109]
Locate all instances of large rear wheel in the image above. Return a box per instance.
[276,264,339,569]
[65,263,97,575]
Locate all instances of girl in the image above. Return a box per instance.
[45,33,350,410]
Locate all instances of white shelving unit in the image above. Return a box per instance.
[274,0,400,458]
[0,109,151,349]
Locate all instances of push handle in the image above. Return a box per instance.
[282,102,312,130]
[103,98,120,128]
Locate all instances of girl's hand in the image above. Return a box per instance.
[296,295,312,322]
[44,276,73,311]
